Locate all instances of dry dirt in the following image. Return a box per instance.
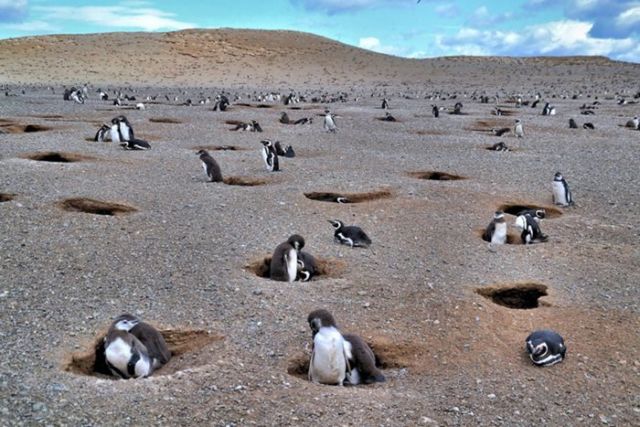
[0,29,639,426]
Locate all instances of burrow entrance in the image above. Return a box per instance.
[287,336,424,380]
[476,283,549,309]
[246,255,345,281]
[192,145,248,151]
[223,177,267,187]
[0,193,16,203]
[0,123,52,133]
[58,198,137,216]
[498,202,562,219]
[303,189,392,204]
[408,171,466,181]
[149,117,183,124]
[23,152,95,163]
[65,328,223,378]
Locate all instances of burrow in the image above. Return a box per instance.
[287,337,425,380]
[64,328,224,378]
[192,145,249,151]
[58,198,137,216]
[149,117,183,124]
[498,202,562,219]
[23,151,95,163]
[0,123,52,133]
[223,177,267,187]
[408,171,466,181]
[476,283,550,310]
[246,255,345,281]
[303,189,392,204]
[0,193,16,203]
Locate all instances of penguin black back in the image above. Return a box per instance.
[196,149,223,182]
[342,333,386,384]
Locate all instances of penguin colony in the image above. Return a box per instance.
[34,83,633,382]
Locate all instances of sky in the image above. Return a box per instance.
[1,0,639,62]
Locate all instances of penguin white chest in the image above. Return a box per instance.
[285,248,298,283]
[492,222,507,244]
[119,123,131,141]
[552,181,567,205]
[261,147,270,169]
[110,125,120,143]
[309,327,348,385]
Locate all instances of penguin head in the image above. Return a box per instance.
[196,149,209,157]
[534,209,546,219]
[112,313,140,331]
[554,172,563,181]
[111,117,120,125]
[515,119,521,123]
[307,309,337,335]
[493,211,504,220]
[335,197,349,204]
[328,219,344,230]
[260,139,273,148]
[526,339,549,358]
[287,234,305,251]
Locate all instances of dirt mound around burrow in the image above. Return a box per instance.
[58,198,137,216]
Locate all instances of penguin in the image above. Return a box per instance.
[582,122,594,130]
[252,120,263,132]
[94,124,111,142]
[274,141,295,158]
[128,316,171,368]
[136,103,145,110]
[625,116,639,129]
[542,102,556,116]
[490,141,509,151]
[116,115,134,141]
[120,138,151,150]
[196,149,223,182]
[99,91,108,101]
[323,109,337,132]
[103,314,153,379]
[452,102,463,115]
[517,208,546,221]
[307,309,350,386]
[296,251,317,282]
[569,118,578,129]
[482,211,507,245]
[432,105,439,118]
[71,90,84,104]
[531,99,539,108]
[381,98,389,110]
[552,172,574,206]
[514,119,524,138]
[328,220,372,248]
[260,140,280,172]
[514,213,548,244]
[492,127,510,137]
[109,118,121,143]
[525,330,566,367]
[269,234,304,282]
[342,333,386,385]
[381,112,396,122]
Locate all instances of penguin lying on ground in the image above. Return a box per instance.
[526,330,566,367]
[328,220,372,248]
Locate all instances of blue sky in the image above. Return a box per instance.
[1,0,639,62]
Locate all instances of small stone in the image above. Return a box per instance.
[32,402,47,412]
[488,393,496,399]
[420,416,437,424]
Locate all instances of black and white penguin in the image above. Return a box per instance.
[583,122,594,129]
[109,118,121,143]
[514,119,524,138]
[116,115,134,141]
[625,116,639,129]
[541,102,556,116]
[452,102,463,114]
[569,118,578,129]
[525,330,566,367]
[324,109,337,132]
[482,211,507,245]
[103,314,153,379]
[213,94,230,111]
[296,251,317,282]
[120,138,151,150]
[552,172,573,206]
[492,127,511,137]
[342,333,386,385]
[490,141,510,151]
[94,124,111,142]
[517,208,546,221]
[328,220,372,248]
[279,112,291,124]
[381,98,389,110]
[274,141,295,158]
[432,105,439,118]
[381,112,396,122]
[196,149,223,182]
[307,309,350,385]
[514,213,548,244]
[260,140,280,171]
[270,234,304,282]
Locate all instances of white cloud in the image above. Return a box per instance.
[3,20,57,33]
[292,0,418,14]
[0,0,28,22]
[357,36,405,56]
[34,4,194,31]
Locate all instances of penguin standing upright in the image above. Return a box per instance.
[328,220,372,248]
[514,119,524,138]
[482,211,507,245]
[196,149,223,182]
[116,115,134,141]
[552,172,574,206]
[569,118,578,129]
[307,309,350,385]
[109,118,121,143]
[381,98,389,110]
[324,109,337,132]
[526,330,566,366]
[260,140,280,171]
[269,234,305,282]
[432,105,439,118]
[94,124,111,142]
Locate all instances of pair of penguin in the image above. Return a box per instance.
[260,139,295,172]
[483,209,547,245]
[94,115,150,150]
[541,102,556,116]
[307,309,385,386]
[102,314,171,379]
[270,235,316,282]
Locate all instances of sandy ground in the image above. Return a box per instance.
[1,30,640,426]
